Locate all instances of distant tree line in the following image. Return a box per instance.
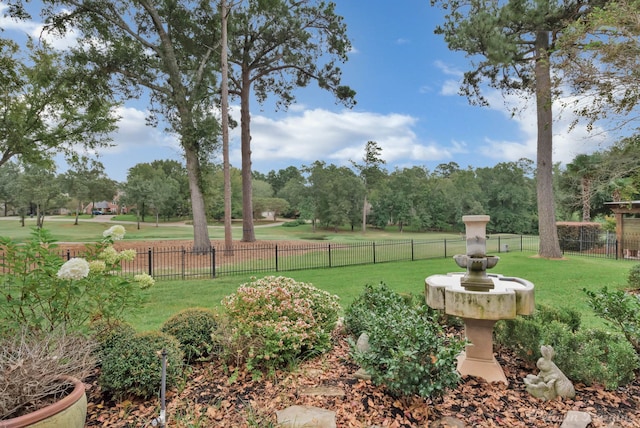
[3,133,637,234]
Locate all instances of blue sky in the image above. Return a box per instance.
[1,0,612,182]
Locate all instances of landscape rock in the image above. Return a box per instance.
[430,416,466,427]
[276,405,336,428]
[356,332,370,353]
[354,367,372,380]
[559,410,592,428]
[298,386,345,397]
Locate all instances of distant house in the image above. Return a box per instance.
[83,201,119,215]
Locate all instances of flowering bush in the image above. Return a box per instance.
[218,276,340,375]
[0,226,154,334]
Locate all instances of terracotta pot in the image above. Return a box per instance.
[0,376,87,428]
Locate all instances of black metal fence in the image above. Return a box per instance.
[559,232,640,260]
[7,233,637,282]
[53,234,536,281]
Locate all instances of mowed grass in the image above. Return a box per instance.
[0,217,632,333]
[0,216,463,243]
[129,251,633,332]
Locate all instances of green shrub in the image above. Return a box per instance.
[628,264,640,290]
[496,304,638,389]
[281,219,307,227]
[99,331,184,399]
[584,287,640,353]
[348,284,465,398]
[568,329,638,389]
[0,226,152,335]
[89,318,137,359]
[556,223,601,251]
[344,282,407,337]
[161,308,218,363]
[218,276,340,375]
[495,304,581,361]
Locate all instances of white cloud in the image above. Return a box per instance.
[434,60,464,77]
[225,107,452,169]
[440,79,461,96]
[435,63,611,166]
[0,3,78,50]
[107,107,179,154]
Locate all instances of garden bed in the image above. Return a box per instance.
[84,331,640,427]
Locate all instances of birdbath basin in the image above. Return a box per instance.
[425,215,535,384]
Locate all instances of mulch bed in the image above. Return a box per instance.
[85,331,640,427]
[76,238,640,426]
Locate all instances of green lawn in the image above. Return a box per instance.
[128,251,632,332]
[1,217,632,334]
[0,216,463,243]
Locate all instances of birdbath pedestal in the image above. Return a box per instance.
[425,215,535,384]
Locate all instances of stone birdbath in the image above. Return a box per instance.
[425,215,535,384]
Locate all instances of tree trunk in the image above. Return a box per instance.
[74,201,80,225]
[184,147,211,252]
[240,71,255,242]
[221,0,234,255]
[362,194,367,233]
[581,177,591,222]
[535,31,562,259]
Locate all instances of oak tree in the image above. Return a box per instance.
[22,0,222,251]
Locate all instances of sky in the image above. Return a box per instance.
[1,0,614,182]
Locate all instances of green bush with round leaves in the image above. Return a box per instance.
[347,283,465,398]
[99,331,184,399]
[628,264,640,290]
[161,308,218,363]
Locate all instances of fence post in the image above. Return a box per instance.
[498,236,501,253]
[211,247,216,278]
[66,249,71,261]
[148,248,153,277]
[182,248,186,280]
[521,235,523,252]
[373,242,376,264]
[444,239,447,258]
[411,239,414,261]
[328,244,332,268]
[275,245,279,272]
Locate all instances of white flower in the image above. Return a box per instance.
[98,246,119,265]
[118,249,137,262]
[88,260,107,273]
[134,273,155,290]
[57,258,90,280]
[103,225,126,241]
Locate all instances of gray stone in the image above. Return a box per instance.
[276,405,336,428]
[298,386,345,397]
[430,416,466,427]
[356,332,370,353]
[354,368,372,380]
[559,410,592,428]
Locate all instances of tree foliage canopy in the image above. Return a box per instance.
[0,37,116,168]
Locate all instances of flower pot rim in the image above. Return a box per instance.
[0,375,85,428]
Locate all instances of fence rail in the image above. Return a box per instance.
[4,233,638,281]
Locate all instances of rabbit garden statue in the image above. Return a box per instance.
[523,345,576,400]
